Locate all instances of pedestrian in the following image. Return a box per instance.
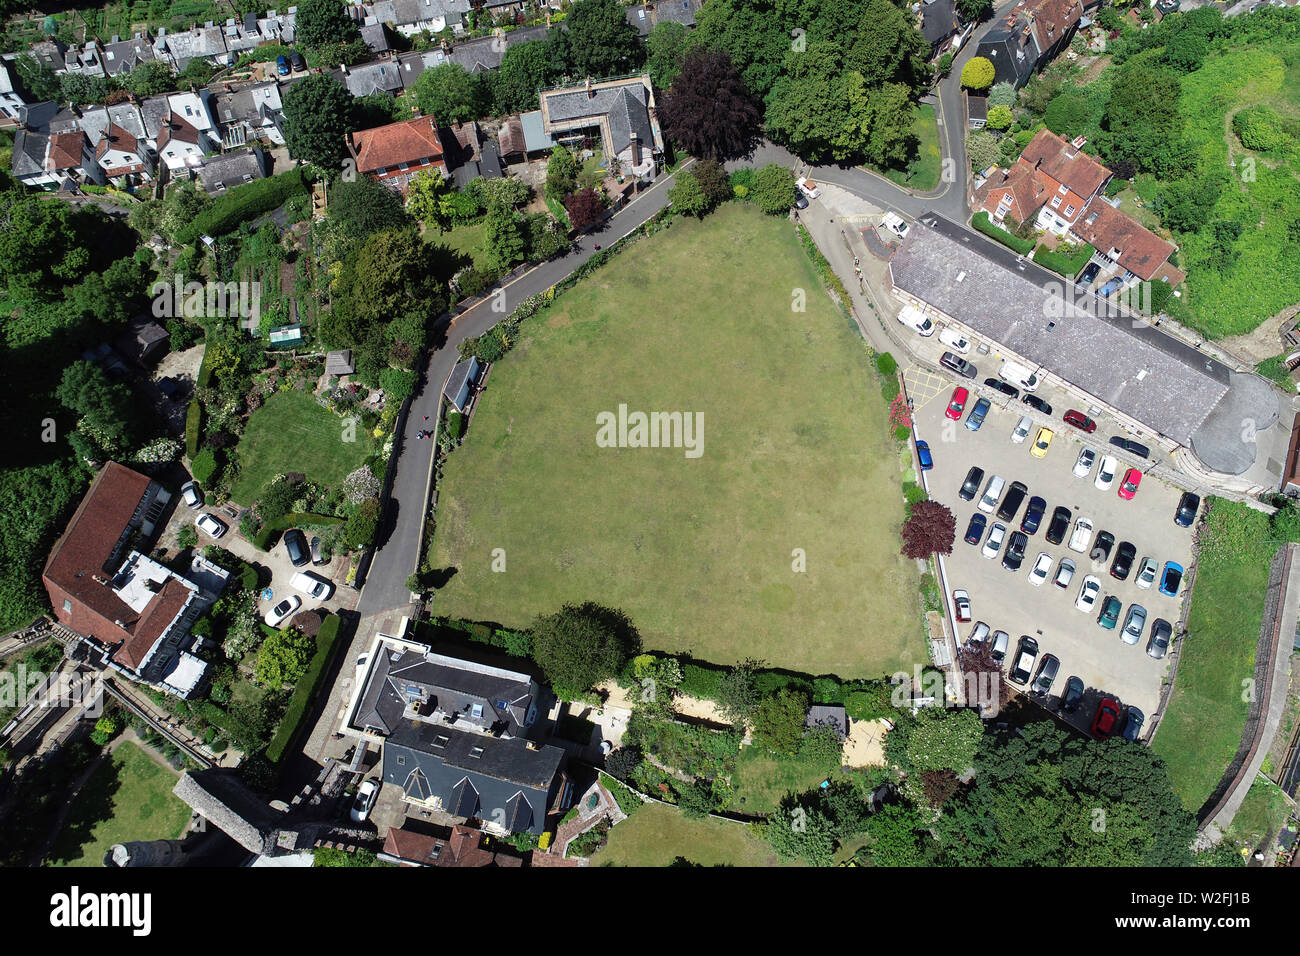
[423,415,428,421]
[594,242,601,251]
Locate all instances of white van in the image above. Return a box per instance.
[896,304,935,337]
[999,359,1040,392]
[938,326,970,353]
[881,212,910,239]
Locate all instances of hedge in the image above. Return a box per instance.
[267,613,342,763]
[251,512,345,551]
[418,616,533,658]
[184,400,202,458]
[196,344,214,388]
[1031,241,1095,279]
[971,211,1035,255]
[175,168,312,245]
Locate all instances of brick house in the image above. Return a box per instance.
[346,114,449,194]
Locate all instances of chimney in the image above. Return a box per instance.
[585,76,594,98]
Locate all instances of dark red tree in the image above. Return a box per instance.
[956,640,1010,714]
[658,49,761,162]
[564,188,607,232]
[900,500,956,559]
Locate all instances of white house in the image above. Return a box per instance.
[95,122,156,184]
[0,61,25,128]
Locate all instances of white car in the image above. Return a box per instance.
[180,480,203,509]
[952,589,972,622]
[195,513,227,539]
[1054,557,1076,589]
[290,571,334,601]
[1094,454,1118,491]
[349,779,378,823]
[939,326,970,353]
[978,475,1006,514]
[982,522,1007,559]
[1068,516,1094,553]
[1135,557,1158,590]
[1028,552,1052,586]
[1073,447,1096,479]
[796,177,820,199]
[1075,574,1102,613]
[264,594,301,627]
[1011,416,1033,444]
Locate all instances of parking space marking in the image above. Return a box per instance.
[904,365,946,412]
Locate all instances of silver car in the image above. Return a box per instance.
[1054,557,1076,589]
[1121,604,1147,646]
[1135,557,1158,590]
[1072,446,1096,479]
[982,522,1007,559]
[978,475,1006,514]
[967,621,990,645]
[1011,416,1033,444]
[990,629,1010,663]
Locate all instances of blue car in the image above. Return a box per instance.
[965,397,991,432]
[276,54,290,76]
[916,440,933,471]
[964,512,987,546]
[1121,706,1145,743]
[1159,561,1184,597]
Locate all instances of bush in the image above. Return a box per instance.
[874,352,898,377]
[971,211,1035,255]
[251,512,344,551]
[961,57,995,92]
[191,447,218,485]
[986,105,1013,131]
[177,524,198,550]
[266,614,342,763]
[184,401,202,458]
[1232,105,1289,152]
[175,168,312,245]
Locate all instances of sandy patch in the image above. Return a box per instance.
[843,718,891,768]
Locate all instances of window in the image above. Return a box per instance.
[432,734,449,749]
[1058,183,1067,194]
[62,599,72,613]
[398,162,409,171]
[1064,204,1075,217]
[1050,196,1061,208]
[396,755,406,766]
[470,703,483,719]
[469,746,484,759]
[1002,193,1012,205]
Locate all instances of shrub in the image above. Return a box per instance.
[177,524,198,550]
[184,400,202,458]
[191,447,218,485]
[961,57,995,92]
[175,168,311,245]
[986,105,1013,131]
[266,614,342,763]
[1232,105,1289,152]
[971,211,1034,255]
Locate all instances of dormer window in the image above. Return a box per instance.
[470,703,483,719]
[1064,204,1075,217]
[1050,196,1061,208]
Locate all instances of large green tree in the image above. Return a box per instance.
[1097,61,1192,178]
[282,73,356,171]
[483,198,527,272]
[646,21,695,90]
[328,175,411,246]
[492,39,558,114]
[529,602,641,699]
[566,0,644,78]
[294,0,361,48]
[846,0,930,93]
[56,360,137,464]
[411,63,489,125]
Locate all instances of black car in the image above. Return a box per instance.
[1061,676,1085,712]
[310,535,326,566]
[964,512,987,545]
[1045,505,1071,545]
[1110,541,1136,581]
[1020,495,1046,535]
[1009,636,1039,685]
[959,466,985,502]
[1076,261,1101,292]
[1090,530,1115,563]
[1121,707,1145,743]
[996,480,1028,523]
[793,192,809,210]
[1174,491,1200,528]
[1002,531,1028,571]
[1146,618,1173,660]
[942,352,978,379]
[1109,436,1151,459]
[283,528,309,567]
[1022,394,1053,416]
[289,50,306,71]
[983,377,1019,399]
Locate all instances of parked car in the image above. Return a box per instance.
[982,522,1007,559]
[349,779,379,823]
[990,629,1010,663]
[1159,561,1184,597]
[310,536,327,565]
[1175,491,1201,528]
[283,528,309,567]
[290,571,333,601]
[289,50,306,71]
[964,512,987,545]
[916,440,933,471]
[1068,516,1094,553]
[1076,261,1101,292]
[796,177,820,199]
[196,513,227,539]
[1094,454,1117,491]
[1009,636,1039,685]
[946,387,970,421]
[1098,595,1122,630]
[999,360,1039,393]
[276,53,290,75]
[1046,506,1071,545]
[1072,446,1096,479]
[1054,557,1076,589]
[967,621,990,645]
[1121,707,1145,743]
[983,377,1019,399]
[1120,604,1147,645]
[1090,530,1115,563]
[939,326,970,353]
[1091,698,1121,739]
[1109,436,1150,459]
[1075,574,1101,612]
[959,465,984,501]
[1021,495,1046,534]
[1063,409,1097,433]
[264,594,301,627]
[180,480,204,509]
[996,481,1028,523]
[1118,467,1142,500]
[1030,427,1054,459]
[978,475,1006,514]
[881,212,910,239]
[1110,541,1136,581]
[965,396,991,431]
[793,191,809,209]
[1061,676,1085,712]
[941,351,977,377]
[952,589,972,623]
[1028,551,1052,586]
[1031,653,1060,697]
[1135,557,1158,590]
[1002,531,1028,571]
[1010,415,1033,444]
[1023,394,1052,416]
[1147,618,1173,660]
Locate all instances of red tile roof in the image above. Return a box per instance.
[46,131,86,171]
[1072,200,1178,282]
[348,115,445,175]
[976,162,1046,224]
[95,121,142,161]
[1019,128,1111,201]
[382,824,510,867]
[1027,0,1083,50]
[157,110,200,151]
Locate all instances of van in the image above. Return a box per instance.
[998,359,1039,392]
[938,326,970,353]
[896,304,934,336]
[881,212,909,239]
[977,474,1005,514]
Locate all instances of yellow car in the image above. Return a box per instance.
[1030,427,1054,459]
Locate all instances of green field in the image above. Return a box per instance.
[232,389,373,504]
[590,803,790,867]
[46,742,191,867]
[731,746,840,815]
[427,220,490,273]
[1225,778,1290,852]
[871,103,942,192]
[429,203,925,677]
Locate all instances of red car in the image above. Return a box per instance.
[1118,467,1142,500]
[1063,410,1097,433]
[945,387,969,421]
[1092,698,1121,738]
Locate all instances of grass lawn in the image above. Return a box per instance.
[232,388,372,504]
[731,746,840,816]
[429,203,925,677]
[590,802,790,867]
[46,741,191,867]
[1225,778,1290,852]
[427,220,489,273]
[870,103,942,192]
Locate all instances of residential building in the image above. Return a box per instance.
[359,21,395,56]
[920,0,961,58]
[379,823,524,867]
[28,39,68,74]
[44,130,106,187]
[335,59,403,98]
[537,75,663,179]
[448,25,548,74]
[208,81,286,148]
[221,16,262,59]
[194,146,266,195]
[625,0,703,35]
[0,61,27,127]
[967,94,988,131]
[43,462,229,698]
[101,33,158,76]
[155,109,210,171]
[395,49,448,90]
[367,0,473,36]
[153,23,231,71]
[78,103,149,149]
[11,129,58,189]
[95,121,156,184]
[973,0,1084,89]
[1071,198,1185,289]
[62,41,108,79]
[257,8,298,44]
[347,113,448,193]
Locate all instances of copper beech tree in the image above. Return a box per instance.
[900,499,956,559]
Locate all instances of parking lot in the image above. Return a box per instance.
[912,367,1197,735]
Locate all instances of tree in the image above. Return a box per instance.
[529,602,641,698]
[56,360,135,463]
[344,498,380,549]
[957,0,993,21]
[492,39,557,114]
[1043,90,1092,140]
[1097,62,1191,178]
[692,159,732,207]
[855,81,919,168]
[659,49,761,161]
[255,626,315,687]
[753,688,811,755]
[986,104,1013,131]
[342,225,447,325]
[191,447,218,485]
[900,499,956,558]
[483,198,527,271]
[405,170,454,230]
[546,147,580,201]
[122,59,175,98]
[282,74,356,170]
[967,131,1000,172]
[13,54,59,102]
[863,803,928,865]
[715,658,763,723]
[751,163,795,214]
[0,194,98,301]
[412,63,489,125]
[764,45,847,163]
[646,21,694,90]
[328,175,410,244]
[766,799,839,866]
[352,90,409,128]
[667,170,710,218]
[960,56,995,92]
[564,188,606,231]
[295,0,361,48]
[691,0,789,100]
[988,82,1017,109]
[566,0,643,78]
[892,707,983,774]
[956,640,1010,714]
[604,746,642,781]
[846,0,930,93]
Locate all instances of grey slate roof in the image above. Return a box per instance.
[443,356,481,410]
[890,214,1230,448]
[101,34,157,75]
[337,60,403,97]
[625,0,701,35]
[448,25,547,73]
[195,146,265,194]
[12,129,48,178]
[140,95,171,139]
[805,704,848,738]
[359,22,393,54]
[543,80,655,154]
[78,103,147,145]
[922,0,959,45]
[395,49,448,89]
[18,101,58,133]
